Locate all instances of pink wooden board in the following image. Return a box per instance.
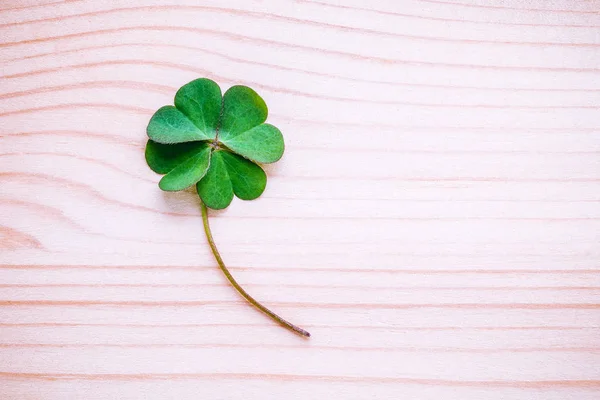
[1,0,599,398]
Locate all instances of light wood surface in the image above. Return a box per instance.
[1,1,600,398]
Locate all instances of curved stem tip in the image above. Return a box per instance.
[200,202,310,338]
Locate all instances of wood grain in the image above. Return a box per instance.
[1,0,599,398]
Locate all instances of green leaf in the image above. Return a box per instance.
[219,85,267,141]
[147,106,212,144]
[158,143,211,191]
[196,150,233,209]
[221,151,266,200]
[174,78,221,139]
[145,140,207,174]
[221,123,284,163]
[146,79,284,208]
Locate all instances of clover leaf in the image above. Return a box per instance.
[145,78,309,338]
[145,78,284,210]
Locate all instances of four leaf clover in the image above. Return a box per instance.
[145,78,284,209]
[144,78,309,337]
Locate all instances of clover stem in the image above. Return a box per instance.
[200,202,311,338]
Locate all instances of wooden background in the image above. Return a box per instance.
[1,0,599,398]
